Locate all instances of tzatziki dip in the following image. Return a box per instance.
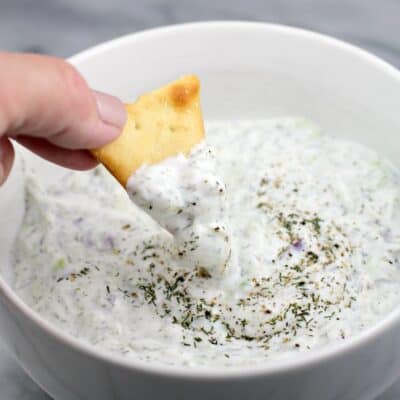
[13,118,400,368]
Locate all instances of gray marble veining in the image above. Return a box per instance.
[0,0,399,398]
[1,0,400,66]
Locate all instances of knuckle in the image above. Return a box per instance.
[57,61,95,122]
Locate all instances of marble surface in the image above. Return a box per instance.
[0,0,399,399]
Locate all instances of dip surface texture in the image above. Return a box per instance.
[13,118,400,368]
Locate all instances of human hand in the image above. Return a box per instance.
[0,52,127,185]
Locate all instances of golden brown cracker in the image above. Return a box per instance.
[91,75,205,186]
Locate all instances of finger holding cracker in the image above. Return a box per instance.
[90,75,205,186]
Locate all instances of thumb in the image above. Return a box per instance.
[0,52,126,183]
[0,52,126,148]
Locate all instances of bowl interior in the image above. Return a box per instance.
[72,22,400,161]
[1,21,400,365]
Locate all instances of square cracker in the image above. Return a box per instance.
[91,75,205,186]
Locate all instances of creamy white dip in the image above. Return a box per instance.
[126,142,235,279]
[13,118,400,368]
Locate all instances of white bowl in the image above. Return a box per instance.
[1,21,400,400]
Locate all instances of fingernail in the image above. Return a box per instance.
[92,90,127,129]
